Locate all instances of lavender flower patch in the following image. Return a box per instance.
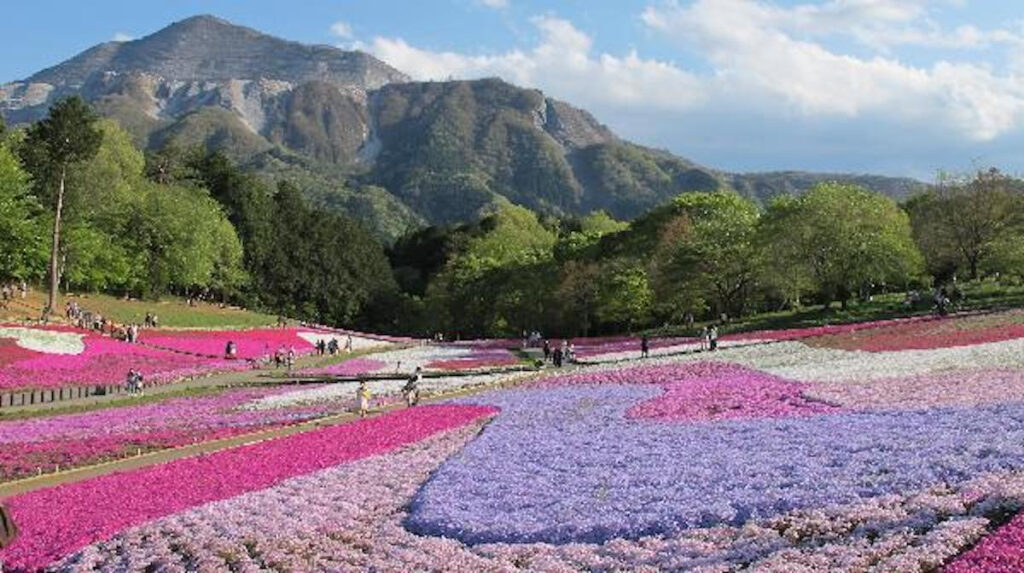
[406,384,1024,545]
[56,416,1017,572]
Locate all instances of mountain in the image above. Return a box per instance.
[0,15,926,240]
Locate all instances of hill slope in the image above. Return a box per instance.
[0,15,925,239]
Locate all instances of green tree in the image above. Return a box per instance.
[189,151,275,282]
[650,192,761,318]
[555,211,627,260]
[554,260,602,336]
[594,259,652,332]
[136,182,247,297]
[58,121,146,292]
[907,169,1022,281]
[762,182,923,309]
[60,224,135,291]
[426,203,556,336]
[0,144,46,282]
[648,215,706,322]
[256,181,396,325]
[20,97,103,315]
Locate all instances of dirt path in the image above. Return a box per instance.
[0,349,391,418]
[0,369,538,499]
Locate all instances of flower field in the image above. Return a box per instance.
[2,311,1024,571]
[140,327,377,359]
[0,326,243,391]
[0,405,496,572]
[0,325,392,391]
[335,344,521,374]
[0,387,356,481]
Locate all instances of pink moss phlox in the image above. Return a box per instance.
[141,327,316,359]
[539,362,840,422]
[945,511,1024,572]
[0,404,497,571]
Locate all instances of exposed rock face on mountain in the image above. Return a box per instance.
[1,15,405,129]
[0,15,925,240]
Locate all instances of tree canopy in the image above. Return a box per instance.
[9,96,1024,337]
[761,182,923,309]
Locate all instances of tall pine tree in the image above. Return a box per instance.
[21,97,102,316]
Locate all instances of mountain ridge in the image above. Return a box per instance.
[0,15,926,240]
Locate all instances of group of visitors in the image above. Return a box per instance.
[124,368,145,395]
[314,335,353,356]
[0,281,27,309]
[273,346,297,372]
[522,331,544,348]
[65,301,154,344]
[542,339,576,367]
[356,366,423,418]
[932,283,965,316]
[700,325,720,351]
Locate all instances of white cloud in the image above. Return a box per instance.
[364,1,1024,174]
[639,0,1024,140]
[330,21,354,40]
[369,16,705,112]
[111,32,134,42]
[477,0,510,9]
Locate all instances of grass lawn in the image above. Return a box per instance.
[648,280,1024,338]
[1,289,278,329]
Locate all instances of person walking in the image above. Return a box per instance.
[701,326,710,351]
[136,370,145,395]
[641,334,650,359]
[709,325,719,351]
[542,339,551,362]
[357,380,371,417]
[404,367,423,407]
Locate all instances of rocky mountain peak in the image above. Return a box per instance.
[23,14,408,89]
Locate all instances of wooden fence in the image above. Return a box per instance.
[0,384,127,410]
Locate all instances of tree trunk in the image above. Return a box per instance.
[45,165,66,318]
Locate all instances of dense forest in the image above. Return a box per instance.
[2,98,1023,337]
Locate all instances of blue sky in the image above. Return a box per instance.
[4,1,1024,178]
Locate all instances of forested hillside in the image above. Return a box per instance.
[0,103,395,328]
[2,94,1023,337]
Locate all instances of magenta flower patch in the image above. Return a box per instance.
[0,404,497,571]
[538,362,838,422]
